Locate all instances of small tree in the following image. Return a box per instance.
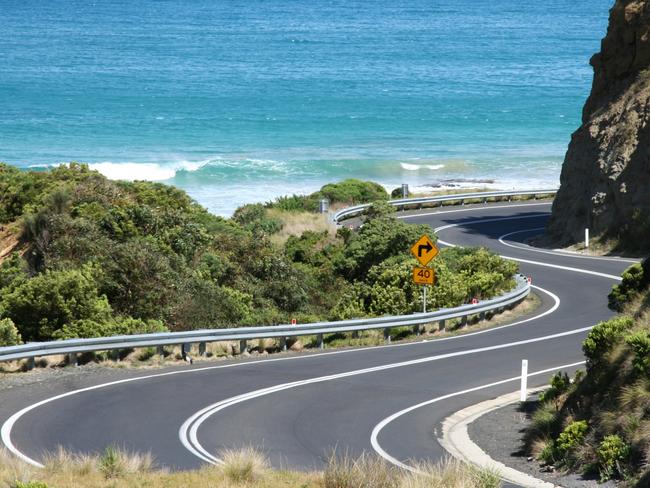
[0,318,22,346]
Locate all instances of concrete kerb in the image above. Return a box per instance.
[439,387,565,488]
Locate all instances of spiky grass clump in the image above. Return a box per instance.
[220,447,270,484]
[323,452,400,488]
[403,458,501,488]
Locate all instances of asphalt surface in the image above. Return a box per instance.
[0,201,637,479]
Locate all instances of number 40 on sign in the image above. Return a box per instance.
[412,266,435,285]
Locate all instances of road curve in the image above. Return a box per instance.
[0,201,634,475]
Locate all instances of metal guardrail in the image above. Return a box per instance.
[333,189,558,222]
[1,189,556,365]
[0,275,530,364]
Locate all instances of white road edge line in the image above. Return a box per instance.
[498,227,640,264]
[433,217,623,281]
[369,360,586,474]
[179,321,596,466]
[0,284,559,468]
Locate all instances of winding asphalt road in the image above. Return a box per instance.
[0,201,639,478]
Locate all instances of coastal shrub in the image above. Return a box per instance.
[13,482,49,488]
[232,203,282,235]
[285,230,331,266]
[539,371,572,403]
[609,262,649,311]
[0,318,22,346]
[363,201,395,220]
[625,330,650,376]
[596,434,630,481]
[556,420,589,464]
[0,254,27,292]
[366,258,419,315]
[582,316,634,367]
[318,179,388,205]
[53,317,167,340]
[334,214,432,280]
[270,194,319,212]
[1,266,113,341]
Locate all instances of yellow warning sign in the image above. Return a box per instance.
[410,235,438,266]
[412,266,435,285]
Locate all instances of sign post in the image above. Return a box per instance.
[411,235,439,313]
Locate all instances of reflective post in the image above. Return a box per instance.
[520,359,529,402]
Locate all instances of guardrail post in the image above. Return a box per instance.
[483,197,487,204]
[279,337,287,351]
[157,345,165,357]
[413,325,420,336]
[460,199,465,206]
[384,328,391,343]
[316,333,324,350]
[479,311,486,322]
[112,349,121,362]
[239,339,247,354]
[438,320,445,332]
[460,315,468,328]
[26,357,35,371]
[67,352,78,367]
[181,343,192,363]
[199,342,207,357]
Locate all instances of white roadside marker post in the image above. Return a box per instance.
[423,285,427,313]
[520,359,529,402]
[585,228,590,251]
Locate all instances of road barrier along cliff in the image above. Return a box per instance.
[333,189,558,222]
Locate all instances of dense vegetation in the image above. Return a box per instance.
[0,164,517,346]
[526,260,650,487]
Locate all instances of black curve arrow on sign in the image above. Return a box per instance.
[418,242,433,257]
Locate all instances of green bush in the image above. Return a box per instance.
[13,481,49,488]
[556,420,589,463]
[596,434,630,481]
[318,179,388,204]
[53,317,167,340]
[334,214,432,280]
[625,330,650,376]
[0,318,22,346]
[608,262,649,311]
[232,203,282,235]
[539,371,572,403]
[582,316,634,367]
[1,266,113,341]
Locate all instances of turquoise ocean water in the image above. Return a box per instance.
[1,0,611,215]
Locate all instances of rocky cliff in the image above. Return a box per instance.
[547,0,650,251]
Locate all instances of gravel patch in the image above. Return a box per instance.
[468,394,615,488]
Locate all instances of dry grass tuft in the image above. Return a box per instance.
[267,209,336,246]
[404,458,502,488]
[0,448,36,487]
[324,452,400,488]
[220,447,270,484]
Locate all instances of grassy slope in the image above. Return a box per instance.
[0,447,502,488]
[525,263,650,487]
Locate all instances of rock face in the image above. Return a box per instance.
[547,0,650,251]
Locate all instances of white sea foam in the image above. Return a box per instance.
[400,163,422,171]
[400,162,445,171]
[88,162,188,181]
